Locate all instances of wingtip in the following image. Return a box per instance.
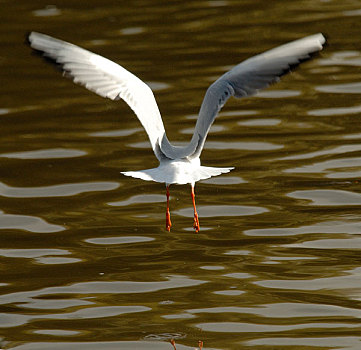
[26,31,66,73]
[25,31,43,46]
[320,32,329,49]
[308,32,328,50]
[24,31,33,46]
[286,32,328,69]
[314,32,327,49]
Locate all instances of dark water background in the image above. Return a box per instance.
[2,0,361,349]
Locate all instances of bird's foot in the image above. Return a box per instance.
[193,213,200,233]
[166,210,172,232]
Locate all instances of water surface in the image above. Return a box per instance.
[1,1,361,349]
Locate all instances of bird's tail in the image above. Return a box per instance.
[121,166,234,185]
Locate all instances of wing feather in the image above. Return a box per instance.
[28,32,326,163]
[182,33,327,159]
[28,32,167,161]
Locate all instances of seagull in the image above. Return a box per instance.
[27,32,326,233]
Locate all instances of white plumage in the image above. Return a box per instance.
[28,32,326,232]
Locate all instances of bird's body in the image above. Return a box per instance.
[122,157,233,185]
[27,31,326,232]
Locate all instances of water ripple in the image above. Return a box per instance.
[0,148,86,159]
[32,5,61,17]
[319,50,361,67]
[308,104,361,116]
[255,89,301,98]
[284,237,361,250]
[0,248,69,259]
[5,2,361,348]
[189,302,361,318]
[18,298,92,310]
[85,236,154,245]
[283,156,361,176]
[201,176,246,185]
[213,290,244,296]
[0,275,206,306]
[254,267,361,291]
[202,141,283,151]
[108,194,164,207]
[0,181,119,198]
[245,220,361,236]
[9,340,196,350]
[175,205,268,218]
[279,144,361,161]
[195,321,358,333]
[89,128,141,137]
[0,248,80,265]
[316,82,361,94]
[33,329,80,336]
[245,336,361,349]
[238,118,281,126]
[0,306,150,328]
[0,210,64,233]
[288,189,361,206]
[118,27,145,35]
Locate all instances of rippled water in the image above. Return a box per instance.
[2,1,361,349]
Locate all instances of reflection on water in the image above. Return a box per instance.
[0,148,87,159]
[0,181,119,198]
[288,189,361,205]
[0,210,64,233]
[2,0,361,349]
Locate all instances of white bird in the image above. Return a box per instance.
[27,32,326,233]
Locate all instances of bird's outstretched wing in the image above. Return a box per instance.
[165,33,326,160]
[27,32,167,161]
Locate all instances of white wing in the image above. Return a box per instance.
[160,33,326,160]
[28,32,167,161]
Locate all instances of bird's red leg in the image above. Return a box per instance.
[191,185,200,233]
[198,340,203,350]
[170,338,176,350]
[166,185,172,232]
